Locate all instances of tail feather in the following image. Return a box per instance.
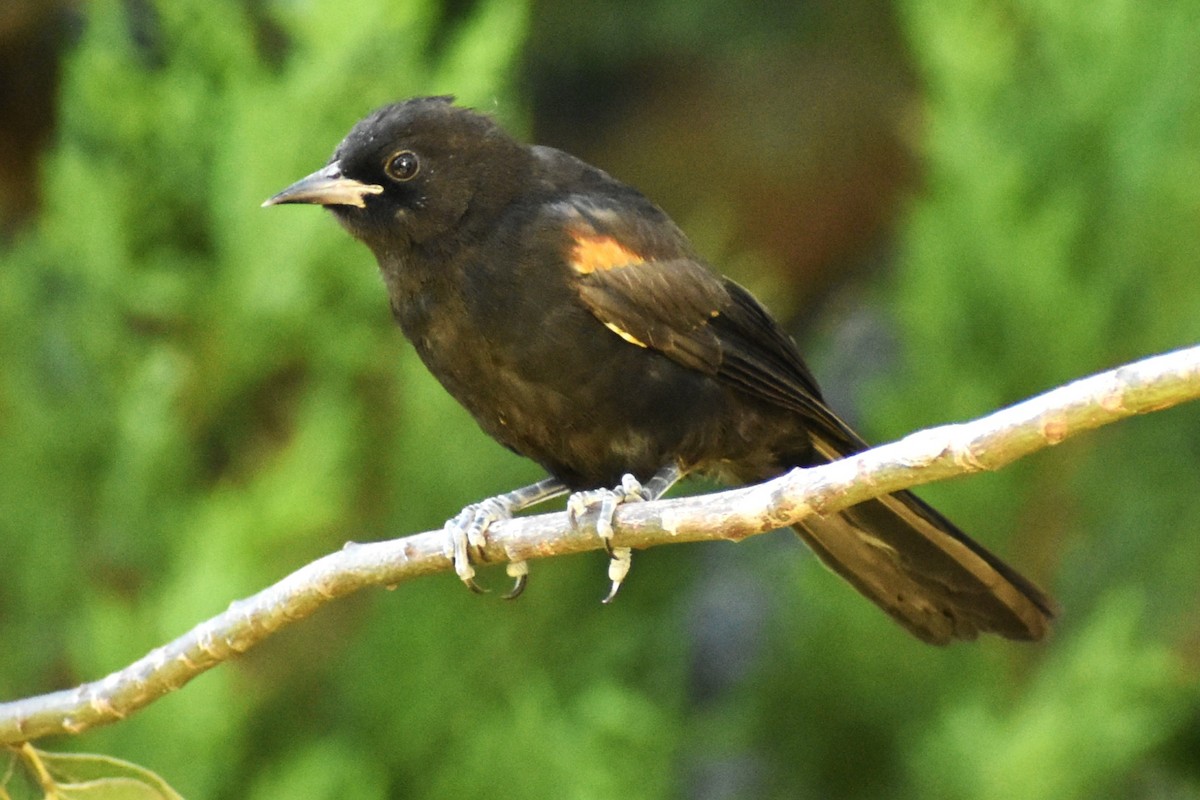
[794,491,1055,644]
[787,433,1057,644]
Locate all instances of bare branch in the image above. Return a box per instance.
[2,344,1198,744]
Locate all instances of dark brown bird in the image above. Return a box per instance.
[265,96,1055,644]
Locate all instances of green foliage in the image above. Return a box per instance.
[2,1,1199,798]
[874,0,1200,797]
[891,0,1200,626]
[686,1,1200,798]
[910,594,1184,800]
[3,747,184,800]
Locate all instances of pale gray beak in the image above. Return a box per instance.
[262,162,384,208]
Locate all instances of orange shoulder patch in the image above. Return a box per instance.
[568,231,646,274]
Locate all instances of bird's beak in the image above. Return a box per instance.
[261,162,384,209]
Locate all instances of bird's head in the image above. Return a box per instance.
[264,96,529,249]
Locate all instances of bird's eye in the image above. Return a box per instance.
[384,150,420,182]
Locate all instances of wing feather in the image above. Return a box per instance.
[556,197,836,428]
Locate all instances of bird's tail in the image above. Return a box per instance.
[787,432,1056,644]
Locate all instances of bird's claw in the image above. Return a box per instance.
[443,496,528,597]
[567,474,646,602]
[502,560,529,600]
[601,547,633,604]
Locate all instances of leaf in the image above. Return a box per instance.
[55,777,176,800]
[21,750,183,800]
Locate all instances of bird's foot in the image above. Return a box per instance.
[567,473,650,602]
[567,473,647,553]
[443,495,512,596]
[442,478,568,599]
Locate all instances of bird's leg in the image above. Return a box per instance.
[444,477,567,598]
[566,463,683,603]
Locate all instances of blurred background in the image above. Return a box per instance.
[1,0,1198,797]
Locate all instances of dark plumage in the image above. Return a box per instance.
[265,96,1055,644]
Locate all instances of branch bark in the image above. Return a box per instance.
[2,344,1198,744]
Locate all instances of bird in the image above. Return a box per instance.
[264,95,1055,644]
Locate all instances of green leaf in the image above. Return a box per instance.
[27,750,183,800]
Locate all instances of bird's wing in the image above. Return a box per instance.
[549,196,856,448]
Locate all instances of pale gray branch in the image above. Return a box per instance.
[2,344,1198,744]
